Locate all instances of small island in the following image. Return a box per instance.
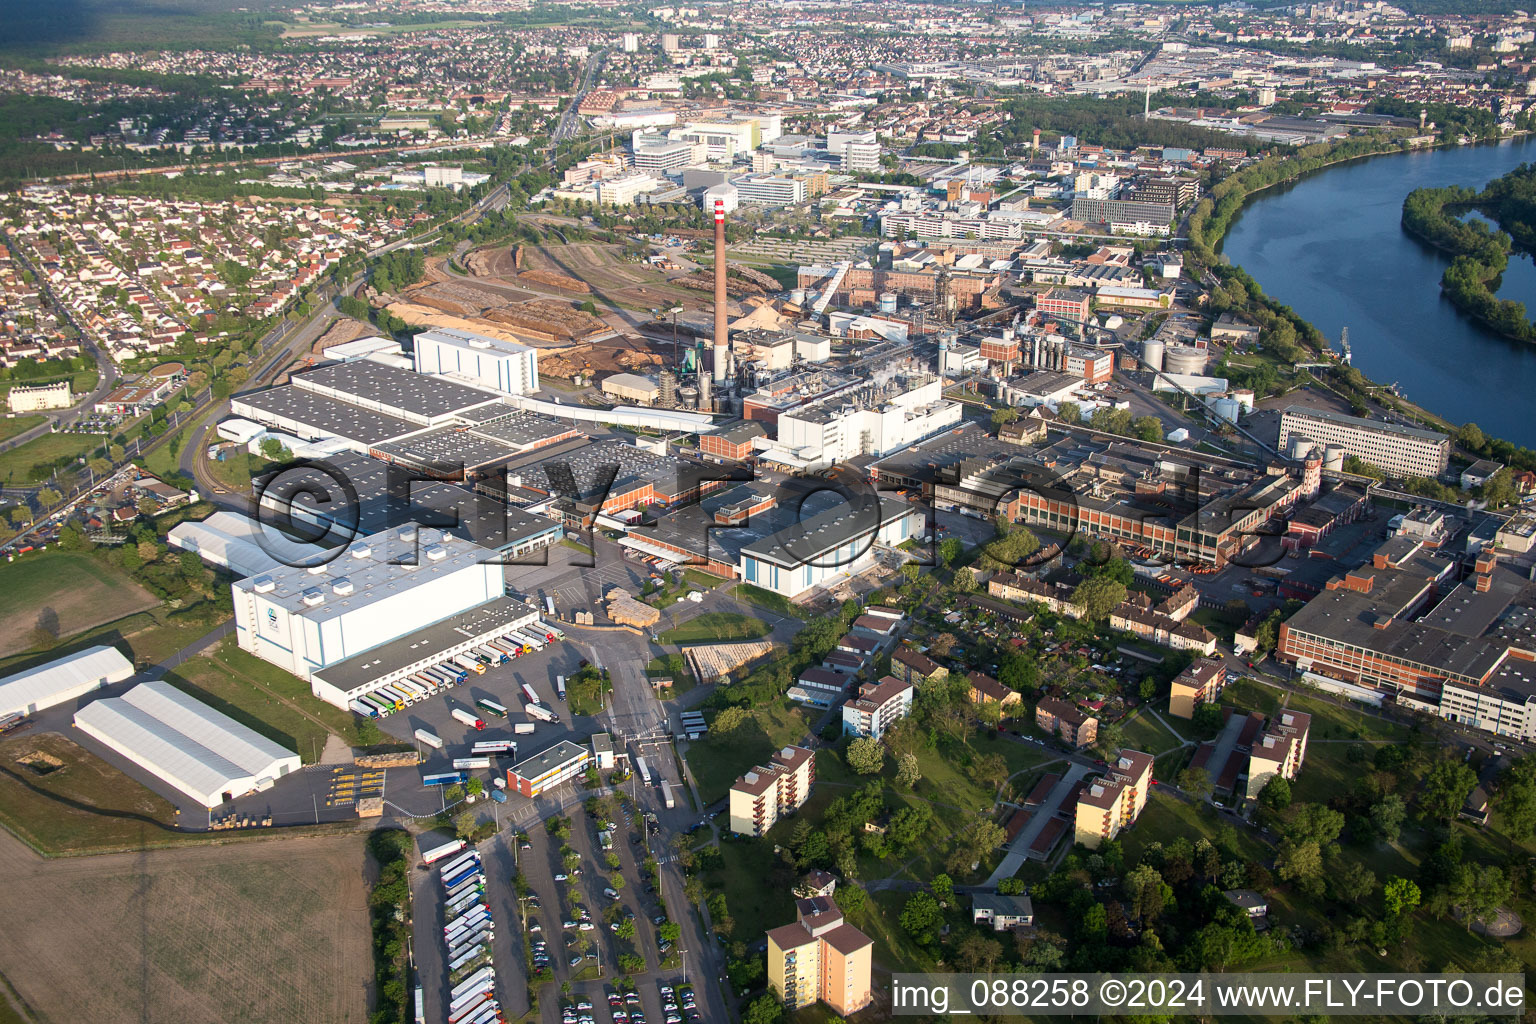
[1402,163,1536,343]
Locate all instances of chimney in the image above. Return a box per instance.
[712,197,729,393]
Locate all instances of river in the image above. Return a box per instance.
[1219,136,1536,447]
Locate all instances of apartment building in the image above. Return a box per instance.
[968,670,1022,712]
[728,745,815,835]
[1244,710,1311,801]
[841,675,914,740]
[890,647,947,688]
[1035,696,1099,748]
[1074,749,1155,849]
[1279,405,1449,479]
[767,896,874,1016]
[1168,660,1227,719]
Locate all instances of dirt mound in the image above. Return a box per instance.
[481,300,609,342]
[519,268,590,293]
[309,317,377,357]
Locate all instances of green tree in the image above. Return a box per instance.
[894,752,922,789]
[1071,576,1126,620]
[1419,759,1477,822]
[712,706,749,735]
[938,536,963,567]
[1258,775,1292,811]
[990,406,1019,431]
[1383,877,1421,917]
[1369,794,1407,842]
[847,736,885,775]
[899,891,943,945]
[743,993,783,1024]
[1133,415,1164,443]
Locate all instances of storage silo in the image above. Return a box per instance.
[878,292,898,314]
[1141,339,1165,372]
[1323,444,1346,471]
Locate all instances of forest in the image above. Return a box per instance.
[1400,163,1536,345]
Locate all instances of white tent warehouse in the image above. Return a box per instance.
[73,681,301,807]
[0,645,133,719]
[167,510,337,577]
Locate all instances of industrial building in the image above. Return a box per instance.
[507,740,592,797]
[73,680,300,808]
[232,524,504,682]
[756,373,960,469]
[1279,405,1450,479]
[739,496,924,599]
[0,645,134,719]
[412,328,540,396]
[168,510,336,577]
[232,359,506,452]
[309,595,540,710]
[253,452,564,558]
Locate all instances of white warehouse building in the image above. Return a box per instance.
[73,680,300,808]
[413,328,540,396]
[232,524,503,683]
[0,645,134,719]
[740,496,924,599]
[168,510,338,578]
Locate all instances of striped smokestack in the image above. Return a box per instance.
[712,198,728,387]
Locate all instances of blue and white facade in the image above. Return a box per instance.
[414,328,540,396]
[231,524,503,682]
[739,497,924,599]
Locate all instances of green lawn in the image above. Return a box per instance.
[1121,791,1269,865]
[844,889,938,975]
[166,644,342,764]
[731,583,804,618]
[1281,689,1415,743]
[684,702,812,805]
[0,414,43,445]
[701,839,797,943]
[657,612,770,645]
[0,431,105,486]
[1220,676,1282,716]
[646,654,696,698]
[1119,709,1185,755]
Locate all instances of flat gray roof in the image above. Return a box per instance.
[511,740,590,781]
[742,495,916,568]
[236,385,421,446]
[295,360,504,422]
[1282,404,1448,445]
[255,452,563,552]
[312,595,537,693]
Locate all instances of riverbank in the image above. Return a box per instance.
[1201,130,1536,453]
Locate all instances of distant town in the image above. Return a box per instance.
[3,1,1536,1023]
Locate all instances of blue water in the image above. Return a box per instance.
[1220,137,1536,446]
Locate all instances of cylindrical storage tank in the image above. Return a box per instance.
[789,288,807,305]
[1323,444,1346,471]
[1163,343,1206,374]
[1290,437,1314,460]
[1141,339,1165,372]
[1232,388,1256,413]
[878,292,898,313]
[1213,397,1241,423]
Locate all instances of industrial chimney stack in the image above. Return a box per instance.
[712,198,729,392]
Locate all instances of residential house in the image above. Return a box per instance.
[1035,696,1098,748]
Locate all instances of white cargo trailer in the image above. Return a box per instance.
[512,722,536,735]
[526,703,558,724]
[414,728,444,750]
[421,839,465,865]
[453,757,492,770]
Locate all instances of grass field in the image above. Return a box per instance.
[0,431,104,486]
[0,415,43,445]
[0,826,370,1024]
[700,839,797,944]
[731,583,804,618]
[658,612,770,645]
[0,732,185,853]
[684,702,811,805]
[0,550,159,657]
[1121,791,1270,866]
[1119,709,1185,755]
